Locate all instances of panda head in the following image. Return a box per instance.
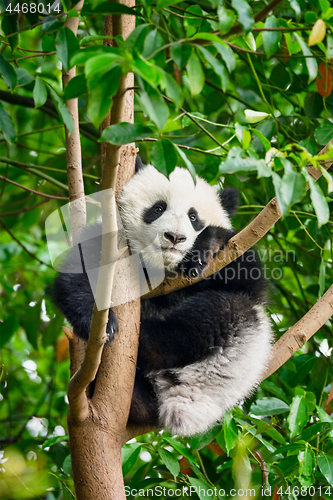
[118,163,238,271]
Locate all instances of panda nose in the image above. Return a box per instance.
[164,232,187,245]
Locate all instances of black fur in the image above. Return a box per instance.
[53,224,265,429]
[219,187,239,218]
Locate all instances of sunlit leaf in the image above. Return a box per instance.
[308,19,326,47]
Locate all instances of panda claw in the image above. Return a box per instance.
[105,309,119,343]
[190,269,199,279]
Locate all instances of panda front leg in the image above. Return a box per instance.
[53,270,118,342]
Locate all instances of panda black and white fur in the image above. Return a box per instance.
[53,159,272,437]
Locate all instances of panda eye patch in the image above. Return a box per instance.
[144,200,167,224]
[188,207,204,231]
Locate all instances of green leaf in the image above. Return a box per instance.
[0,315,19,347]
[223,410,239,454]
[219,148,265,175]
[48,85,74,135]
[1,12,19,51]
[56,27,80,71]
[42,33,56,52]
[22,302,41,350]
[101,122,154,145]
[89,1,139,15]
[318,452,333,486]
[186,51,205,96]
[188,477,213,500]
[262,16,281,58]
[231,0,254,33]
[151,139,178,176]
[235,123,251,149]
[0,102,17,144]
[294,33,318,83]
[280,166,306,207]
[187,426,220,450]
[156,0,184,10]
[298,444,315,487]
[174,145,197,183]
[63,74,88,101]
[298,422,332,442]
[165,73,183,109]
[198,46,229,92]
[288,395,308,438]
[33,77,48,108]
[42,15,64,33]
[16,68,34,86]
[71,46,120,67]
[245,109,270,123]
[170,42,192,69]
[217,6,236,35]
[213,41,236,73]
[84,53,121,79]
[0,55,17,89]
[316,404,333,423]
[250,397,290,416]
[314,124,333,145]
[142,29,164,59]
[307,173,330,227]
[122,443,142,477]
[88,67,121,128]
[163,437,198,465]
[158,448,180,479]
[319,256,326,298]
[251,129,271,152]
[137,86,169,131]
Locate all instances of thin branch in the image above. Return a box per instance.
[0,175,69,200]
[223,0,286,38]
[62,0,86,245]
[0,199,49,218]
[263,284,333,379]
[0,90,100,142]
[0,157,69,191]
[0,220,52,268]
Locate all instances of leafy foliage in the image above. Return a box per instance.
[0,0,333,498]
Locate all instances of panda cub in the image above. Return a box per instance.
[53,159,272,437]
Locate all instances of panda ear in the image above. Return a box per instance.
[218,187,239,218]
[135,155,146,172]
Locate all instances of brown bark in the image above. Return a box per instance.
[66,2,138,499]
[62,1,86,244]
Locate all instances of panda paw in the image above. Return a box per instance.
[179,226,234,279]
[106,308,119,343]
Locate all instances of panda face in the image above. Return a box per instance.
[118,165,233,271]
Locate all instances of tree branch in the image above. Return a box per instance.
[62,1,86,245]
[0,175,69,200]
[144,140,333,299]
[263,285,333,379]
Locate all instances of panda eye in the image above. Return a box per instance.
[189,213,197,222]
[155,205,164,214]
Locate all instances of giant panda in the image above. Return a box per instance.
[53,158,272,437]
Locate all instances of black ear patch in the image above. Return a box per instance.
[219,187,239,218]
[135,155,146,172]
